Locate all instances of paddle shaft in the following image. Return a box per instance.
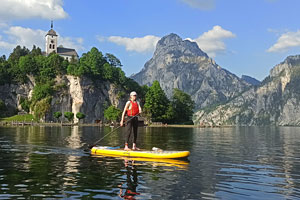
[88,115,138,149]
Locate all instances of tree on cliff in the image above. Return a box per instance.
[0,45,145,122]
[105,53,122,67]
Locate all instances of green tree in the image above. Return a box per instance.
[0,55,6,62]
[112,67,126,85]
[64,112,74,123]
[31,83,53,103]
[102,63,113,80]
[104,105,122,122]
[0,60,11,85]
[46,53,66,75]
[76,112,85,123]
[33,97,51,121]
[31,45,42,56]
[162,103,176,123]
[171,88,195,124]
[105,53,122,67]
[8,45,30,65]
[20,97,30,113]
[67,62,80,76]
[53,111,62,122]
[18,55,38,78]
[144,81,169,122]
[79,47,106,78]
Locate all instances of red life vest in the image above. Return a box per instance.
[127,101,139,116]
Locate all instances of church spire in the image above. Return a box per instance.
[51,20,53,29]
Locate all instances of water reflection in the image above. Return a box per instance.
[118,159,140,200]
[1,126,300,199]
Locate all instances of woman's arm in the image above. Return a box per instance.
[138,102,142,114]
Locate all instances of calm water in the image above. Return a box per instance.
[1,126,300,199]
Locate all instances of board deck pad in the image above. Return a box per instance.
[91,146,190,159]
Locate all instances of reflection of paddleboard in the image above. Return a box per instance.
[92,154,189,169]
[91,146,190,159]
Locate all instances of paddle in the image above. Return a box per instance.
[87,114,139,150]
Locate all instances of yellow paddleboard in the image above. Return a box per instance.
[91,146,190,159]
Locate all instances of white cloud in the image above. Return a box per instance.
[4,26,46,49]
[0,26,84,52]
[59,37,85,51]
[98,26,235,57]
[0,0,67,21]
[267,30,300,52]
[179,0,215,10]
[0,35,15,50]
[104,35,161,53]
[96,35,106,42]
[187,25,236,57]
[0,23,8,29]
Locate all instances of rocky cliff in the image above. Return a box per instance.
[0,75,126,123]
[193,55,300,126]
[132,33,250,109]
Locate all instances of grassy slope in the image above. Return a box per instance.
[1,114,35,121]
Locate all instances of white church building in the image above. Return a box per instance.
[45,22,79,60]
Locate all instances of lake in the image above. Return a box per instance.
[0,126,300,199]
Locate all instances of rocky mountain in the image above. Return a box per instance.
[193,55,300,126]
[0,75,126,123]
[132,33,250,109]
[241,75,261,86]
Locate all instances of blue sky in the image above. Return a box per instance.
[1,0,300,80]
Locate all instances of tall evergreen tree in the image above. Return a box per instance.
[144,80,169,122]
[171,88,195,124]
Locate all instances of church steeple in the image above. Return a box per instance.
[45,20,58,55]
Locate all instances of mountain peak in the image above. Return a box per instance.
[154,33,208,58]
[132,33,249,109]
[283,55,300,66]
[157,33,182,46]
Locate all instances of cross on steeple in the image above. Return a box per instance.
[51,20,53,29]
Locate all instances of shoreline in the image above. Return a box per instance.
[0,121,298,128]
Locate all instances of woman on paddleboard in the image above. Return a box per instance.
[120,91,142,151]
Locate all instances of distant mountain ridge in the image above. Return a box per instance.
[132,33,250,109]
[241,75,261,86]
[194,55,300,126]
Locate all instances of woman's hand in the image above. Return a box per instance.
[120,120,124,127]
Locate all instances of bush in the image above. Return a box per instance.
[53,111,62,122]
[33,97,51,121]
[104,106,122,122]
[76,112,85,122]
[20,97,30,112]
[31,83,53,103]
[64,112,74,122]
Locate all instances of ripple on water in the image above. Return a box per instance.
[1,126,300,199]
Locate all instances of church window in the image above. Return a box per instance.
[53,45,55,49]
[49,44,52,49]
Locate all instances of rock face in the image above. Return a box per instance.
[194,55,300,126]
[0,77,35,116]
[48,76,127,123]
[132,33,250,109]
[0,75,126,123]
